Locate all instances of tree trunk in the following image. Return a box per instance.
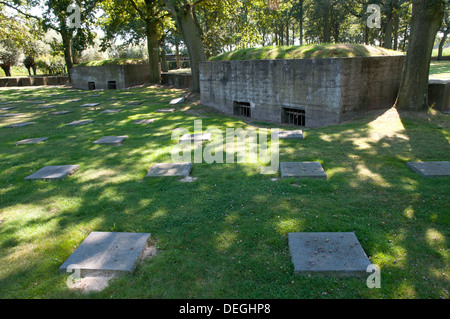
[437,28,449,60]
[61,29,73,82]
[1,65,11,77]
[145,20,161,84]
[384,9,393,49]
[395,0,445,110]
[175,43,181,69]
[323,2,331,43]
[165,1,206,93]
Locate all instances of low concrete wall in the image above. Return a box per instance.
[0,76,68,87]
[200,56,406,127]
[428,79,450,111]
[70,64,153,90]
[161,72,191,88]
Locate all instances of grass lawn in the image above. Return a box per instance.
[430,61,450,79]
[0,85,448,299]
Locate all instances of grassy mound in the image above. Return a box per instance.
[209,43,404,61]
[75,58,147,67]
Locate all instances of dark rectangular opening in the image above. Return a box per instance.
[282,108,306,126]
[233,101,251,118]
[107,81,117,89]
[88,82,96,90]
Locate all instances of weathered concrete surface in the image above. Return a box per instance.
[279,130,304,139]
[200,56,405,128]
[15,137,48,145]
[4,122,35,128]
[146,163,192,177]
[66,120,94,126]
[93,136,128,145]
[70,64,156,90]
[288,232,371,276]
[280,162,327,179]
[161,72,191,89]
[406,161,450,177]
[428,79,450,111]
[59,232,151,276]
[25,165,80,180]
[0,76,68,87]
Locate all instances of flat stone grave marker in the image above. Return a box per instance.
[28,101,46,104]
[101,109,122,114]
[38,104,58,109]
[406,161,450,177]
[93,136,128,145]
[179,133,212,143]
[146,162,192,177]
[280,162,327,179]
[68,99,83,102]
[15,137,49,145]
[0,113,24,117]
[133,119,156,125]
[4,122,35,128]
[25,165,80,180]
[59,232,151,276]
[126,101,142,105]
[169,97,185,105]
[80,103,100,107]
[155,108,175,113]
[66,120,94,126]
[24,97,37,101]
[0,106,16,110]
[54,95,70,99]
[0,102,12,105]
[49,111,73,115]
[105,97,119,101]
[288,232,371,276]
[279,130,304,139]
[88,94,102,97]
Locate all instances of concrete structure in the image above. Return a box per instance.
[66,120,94,126]
[428,79,450,111]
[70,63,154,90]
[406,161,450,177]
[279,130,304,139]
[161,72,191,89]
[59,231,151,276]
[0,76,68,87]
[200,56,406,128]
[4,122,35,128]
[288,232,371,275]
[15,137,49,145]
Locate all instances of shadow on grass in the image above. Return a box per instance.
[0,89,449,299]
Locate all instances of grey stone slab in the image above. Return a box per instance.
[279,130,304,140]
[0,102,12,106]
[133,119,156,125]
[15,137,49,145]
[28,101,46,104]
[49,111,73,115]
[406,161,450,177]
[0,106,16,110]
[68,99,83,102]
[101,109,122,114]
[88,94,102,97]
[25,165,80,180]
[93,136,128,145]
[80,103,100,107]
[155,108,175,113]
[59,231,151,275]
[169,97,185,105]
[38,105,58,109]
[4,122,35,128]
[280,162,327,179]
[105,97,120,101]
[54,95,70,99]
[179,133,212,143]
[288,232,371,276]
[0,113,24,117]
[66,120,94,126]
[146,163,192,177]
[126,101,143,105]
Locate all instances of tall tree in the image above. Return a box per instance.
[395,0,445,110]
[163,0,207,93]
[437,0,449,60]
[1,0,100,80]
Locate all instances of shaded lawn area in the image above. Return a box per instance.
[429,61,450,79]
[0,85,448,299]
